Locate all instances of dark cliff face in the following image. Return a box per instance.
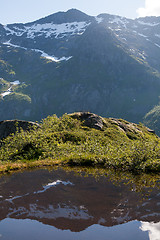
[0,9,160,124]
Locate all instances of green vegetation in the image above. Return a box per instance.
[144,104,160,136]
[0,113,160,174]
[0,78,10,93]
[1,33,160,123]
[4,92,31,103]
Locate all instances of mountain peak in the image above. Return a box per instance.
[31,9,93,25]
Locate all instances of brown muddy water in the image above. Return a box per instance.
[0,168,159,240]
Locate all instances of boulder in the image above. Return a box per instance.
[69,112,104,130]
[0,120,40,140]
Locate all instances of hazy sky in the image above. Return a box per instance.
[0,0,159,25]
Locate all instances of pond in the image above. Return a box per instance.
[0,168,159,240]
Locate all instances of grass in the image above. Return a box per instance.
[4,92,31,103]
[0,113,160,174]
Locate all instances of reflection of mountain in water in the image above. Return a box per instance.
[0,168,160,234]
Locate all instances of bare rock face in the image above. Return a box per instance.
[0,120,40,140]
[109,118,156,135]
[109,118,143,135]
[69,112,156,137]
[69,112,104,130]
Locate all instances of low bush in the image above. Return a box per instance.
[0,113,160,173]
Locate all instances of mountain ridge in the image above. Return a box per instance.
[0,9,160,130]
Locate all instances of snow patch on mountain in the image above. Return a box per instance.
[138,33,148,38]
[4,25,18,36]
[3,40,27,50]
[109,17,129,28]
[32,48,72,62]
[1,87,12,97]
[3,21,91,39]
[155,43,160,48]
[2,41,72,62]
[138,21,160,27]
[95,16,103,24]
[1,80,21,98]
[10,80,20,85]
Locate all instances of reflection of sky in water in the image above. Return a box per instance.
[0,219,150,240]
[140,222,160,240]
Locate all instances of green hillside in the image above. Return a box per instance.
[0,112,160,174]
[144,104,160,136]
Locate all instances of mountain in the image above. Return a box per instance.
[0,9,160,126]
[143,104,160,135]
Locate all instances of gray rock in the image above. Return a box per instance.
[69,112,104,130]
[146,128,155,134]
[0,120,40,140]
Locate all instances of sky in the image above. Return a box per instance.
[0,0,160,25]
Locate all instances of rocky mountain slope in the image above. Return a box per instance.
[0,9,160,126]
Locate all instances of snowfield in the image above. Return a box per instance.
[4,21,91,39]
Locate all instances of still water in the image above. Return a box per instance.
[0,168,159,240]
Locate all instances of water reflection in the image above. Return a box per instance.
[0,219,149,240]
[0,168,159,240]
[141,222,160,240]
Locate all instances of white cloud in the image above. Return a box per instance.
[137,0,160,17]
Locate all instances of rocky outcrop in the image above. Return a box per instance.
[0,120,40,140]
[109,118,156,135]
[69,112,156,137]
[69,112,105,130]
[109,118,143,134]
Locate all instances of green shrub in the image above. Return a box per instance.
[0,113,160,173]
